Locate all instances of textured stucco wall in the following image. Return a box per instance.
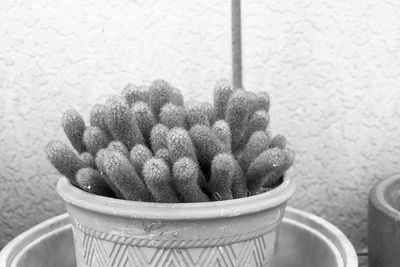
[1,0,400,253]
[0,0,231,249]
[241,0,400,251]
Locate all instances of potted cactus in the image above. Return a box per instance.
[47,79,295,267]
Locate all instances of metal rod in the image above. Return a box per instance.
[232,0,243,88]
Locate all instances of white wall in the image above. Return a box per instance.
[1,0,400,252]
[242,0,400,250]
[0,0,231,249]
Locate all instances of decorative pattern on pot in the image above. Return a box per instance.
[73,220,278,248]
[73,226,276,267]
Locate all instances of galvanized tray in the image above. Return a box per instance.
[0,207,357,267]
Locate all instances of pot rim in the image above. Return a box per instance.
[57,175,295,220]
[369,173,400,219]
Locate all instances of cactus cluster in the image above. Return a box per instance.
[46,79,294,203]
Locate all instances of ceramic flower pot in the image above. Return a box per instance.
[368,173,400,267]
[57,175,295,267]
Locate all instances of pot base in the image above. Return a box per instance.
[0,208,357,267]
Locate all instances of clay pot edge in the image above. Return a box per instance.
[57,175,296,220]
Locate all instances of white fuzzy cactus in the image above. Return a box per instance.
[46,79,294,203]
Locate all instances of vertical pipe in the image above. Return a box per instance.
[232,0,243,89]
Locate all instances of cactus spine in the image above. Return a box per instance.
[80,152,95,168]
[107,141,130,159]
[270,134,287,149]
[238,131,272,173]
[189,124,226,173]
[212,120,231,152]
[105,96,144,150]
[130,144,153,177]
[213,79,233,120]
[246,148,290,191]
[150,123,169,153]
[122,84,149,107]
[89,104,112,137]
[225,90,251,152]
[200,102,216,125]
[170,87,184,106]
[261,149,294,187]
[131,101,156,141]
[76,167,114,196]
[83,126,111,157]
[61,109,86,153]
[100,150,152,201]
[254,92,270,113]
[172,158,210,202]
[46,140,85,185]
[207,154,234,200]
[154,148,171,166]
[241,110,270,147]
[149,79,173,119]
[167,127,198,164]
[143,158,180,203]
[159,103,186,129]
[185,102,210,128]
[231,159,248,199]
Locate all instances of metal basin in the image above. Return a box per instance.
[0,207,357,267]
